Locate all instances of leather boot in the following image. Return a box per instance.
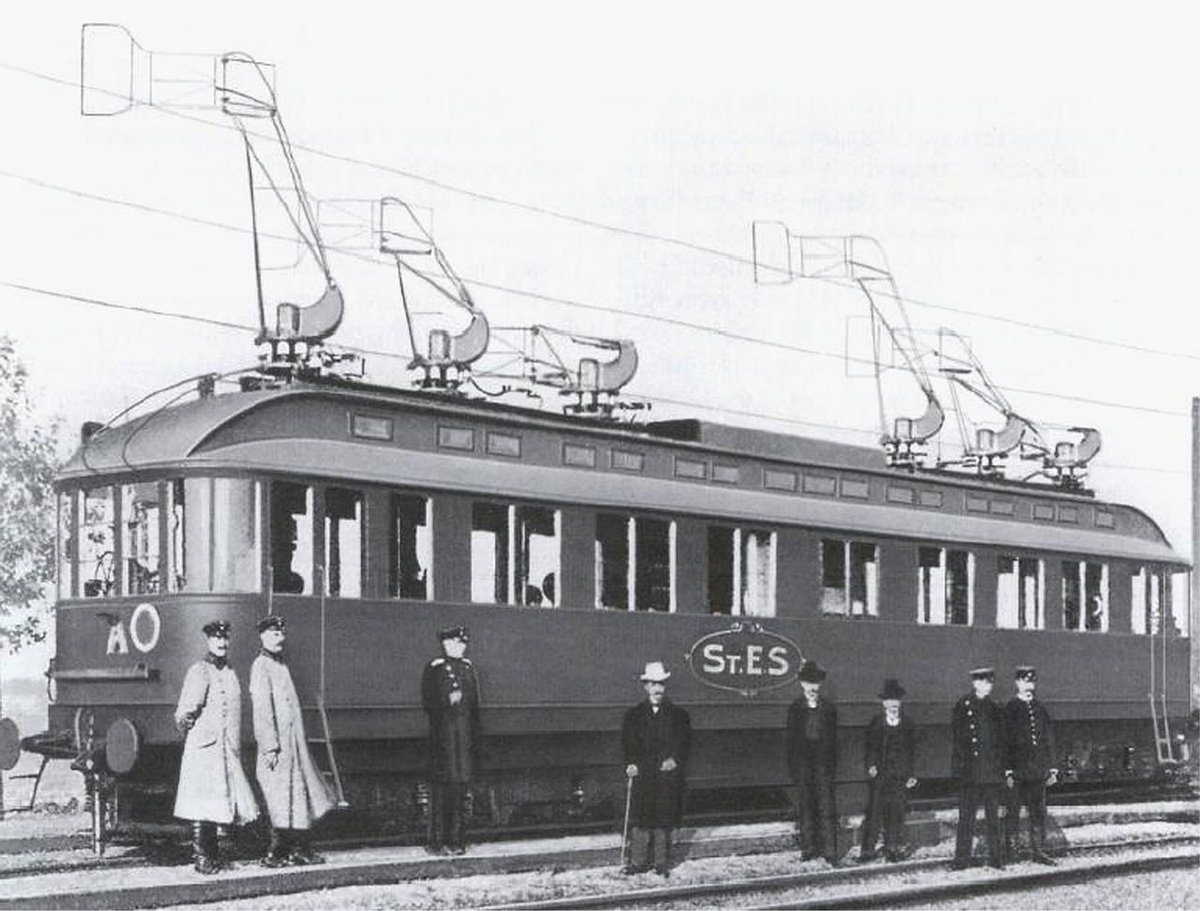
[262,826,289,868]
[289,830,326,866]
[193,821,220,875]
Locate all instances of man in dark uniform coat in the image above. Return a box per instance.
[785,659,839,864]
[951,667,1007,870]
[421,625,481,855]
[1004,665,1058,865]
[621,661,691,877]
[859,678,918,863]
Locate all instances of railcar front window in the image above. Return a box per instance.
[391,493,432,600]
[708,527,776,616]
[917,546,973,625]
[270,481,312,595]
[1062,560,1108,632]
[325,487,363,598]
[1169,571,1189,637]
[820,538,878,617]
[997,557,1044,629]
[121,482,162,595]
[81,487,115,597]
[57,490,76,600]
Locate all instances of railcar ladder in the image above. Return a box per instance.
[315,566,349,807]
[1149,695,1175,764]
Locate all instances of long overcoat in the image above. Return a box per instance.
[785,698,839,782]
[421,656,482,782]
[1004,696,1057,782]
[250,652,336,829]
[173,657,259,824]
[621,699,691,829]
[863,713,916,780]
[951,693,1007,784]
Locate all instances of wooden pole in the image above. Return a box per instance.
[1191,397,1198,712]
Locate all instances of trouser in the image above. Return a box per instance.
[1006,780,1048,854]
[860,777,906,856]
[628,827,673,872]
[428,781,468,849]
[954,783,1003,866]
[795,773,838,860]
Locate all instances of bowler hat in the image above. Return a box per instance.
[798,659,826,683]
[257,615,286,634]
[1014,665,1037,681]
[202,620,231,638]
[439,625,469,642]
[639,661,671,682]
[878,678,906,700]
[969,666,995,681]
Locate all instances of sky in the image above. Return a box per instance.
[2,2,1198,679]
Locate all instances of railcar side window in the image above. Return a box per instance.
[121,482,162,595]
[470,502,561,606]
[820,538,878,617]
[81,487,115,597]
[595,513,675,612]
[996,557,1044,629]
[57,490,76,599]
[324,487,363,598]
[391,493,432,600]
[471,502,510,604]
[708,527,776,616]
[1062,560,1108,631]
[1131,566,1162,635]
[917,546,974,625]
[270,481,313,595]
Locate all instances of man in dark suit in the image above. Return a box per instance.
[859,678,918,863]
[951,667,1007,870]
[421,625,481,855]
[1004,665,1058,865]
[785,659,839,865]
[621,661,691,877]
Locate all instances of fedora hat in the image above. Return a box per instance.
[879,678,906,700]
[639,661,671,682]
[798,659,826,683]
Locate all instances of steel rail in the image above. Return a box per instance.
[486,834,1200,911]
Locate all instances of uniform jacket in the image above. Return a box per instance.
[173,656,259,824]
[1004,696,1058,782]
[863,713,916,781]
[785,697,838,781]
[951,692,1007,784]
[250,651,336,829]
[621,699,692,828]
[421,655,481,782]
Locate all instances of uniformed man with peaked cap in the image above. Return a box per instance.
[174,620,259,874]
[250,615,336,867]
[1004,666,1058,864]
[950,667,1006,870]
[421,625,481,855]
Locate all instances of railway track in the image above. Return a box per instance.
[0,799,1193,909]
[486,835,1200,910]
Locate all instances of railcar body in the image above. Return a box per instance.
[42,375,1191,831]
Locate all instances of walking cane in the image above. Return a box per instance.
[620,774,634,869]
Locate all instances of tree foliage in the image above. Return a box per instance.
[0,336,60,652]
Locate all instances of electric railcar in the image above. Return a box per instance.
[14,370,1191,837]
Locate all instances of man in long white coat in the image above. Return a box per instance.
[250,615,336,866]
[174,620,259,874]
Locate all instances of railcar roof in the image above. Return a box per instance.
[57,379,1187,566]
